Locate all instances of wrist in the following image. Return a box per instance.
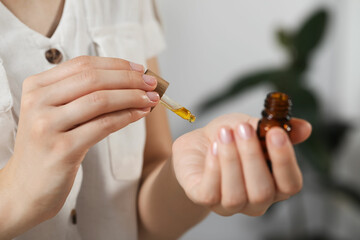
[139,157,210,239]
[0,160,45,238]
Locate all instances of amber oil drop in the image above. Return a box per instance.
[160,94,196,123]
[171,107,196,123]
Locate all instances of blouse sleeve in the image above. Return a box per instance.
[141,0,167,59]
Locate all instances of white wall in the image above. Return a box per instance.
[335,0,360,120]
[157,0,342,138]
[156,0,360,239]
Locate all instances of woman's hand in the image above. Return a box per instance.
[0,56,159,237]
[172,113,311,216]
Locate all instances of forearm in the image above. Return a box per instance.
[138,157,209,240]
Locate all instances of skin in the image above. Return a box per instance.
[0,1,312,239]
[0,0,65,38]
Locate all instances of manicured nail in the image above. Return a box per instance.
[219,127,234,144]
[129,62,144,72]
[237,123,253,140]
[211,141,218,156]
[270,130,286,147]
[143,75,157,86]
[146,92,160,102]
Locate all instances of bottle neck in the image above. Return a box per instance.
[262,109,291,120]
[262,92,291,120]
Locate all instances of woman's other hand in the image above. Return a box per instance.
[172,113,311,216]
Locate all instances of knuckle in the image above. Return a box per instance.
[282,179,303,195]
[23,76,36,90]
[108,57,124,68]
[125,109,138,122]
[197,193,220,206]
[32,115,52,136]
[123,71,137,88]
[243,149,260,163]
[273,156,292,169]
[126,109,147,123]
[250,188,274,205]
[73,56,93,71]
[127,71,143,87]
[97,115,114,132]
[222,195,247,210]
[89,91,108,108]
[277,194,290,202]
[220,150,240,164]
[132,90,148,104]
[211,207,236,217]
[221,153,238,163]
[125,71,132,84]
[81,69,98,85]
[21,93,37,109]
[249,209,268,217]
[101,109,144,134]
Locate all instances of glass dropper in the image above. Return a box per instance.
[160,94,196,123]
[144,69,196,123]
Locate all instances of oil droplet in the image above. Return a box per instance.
[171,107,196,123]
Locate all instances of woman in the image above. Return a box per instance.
[0,0,311,239]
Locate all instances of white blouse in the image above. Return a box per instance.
[0,0,166,239]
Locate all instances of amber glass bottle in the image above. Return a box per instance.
[257,92,292,169]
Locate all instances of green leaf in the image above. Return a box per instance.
[277,29,293,50]
[293,9,328,61]
[321,121,352,152]
[270,69,303,90]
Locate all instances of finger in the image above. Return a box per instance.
[67,107,150,150]
[248,118,312,145]
[235,123,275,207]
[266,127,303,197]
[43,70,157,106]
[217,127,247,212]
[194,142,221,207]
[56,90,159,131]
[26,56,144,91]
[288,119,312,144]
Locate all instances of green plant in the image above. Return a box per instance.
[199,8,360,238]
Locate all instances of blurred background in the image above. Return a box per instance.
[155,0,360,239]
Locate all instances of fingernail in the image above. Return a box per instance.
[129,62,144,72]
[219,127,234,144]
[211,141,218,156]
[237,123,253,140]
[270,130,286,147]
[146,92,160,102]
[143,75,157,86]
